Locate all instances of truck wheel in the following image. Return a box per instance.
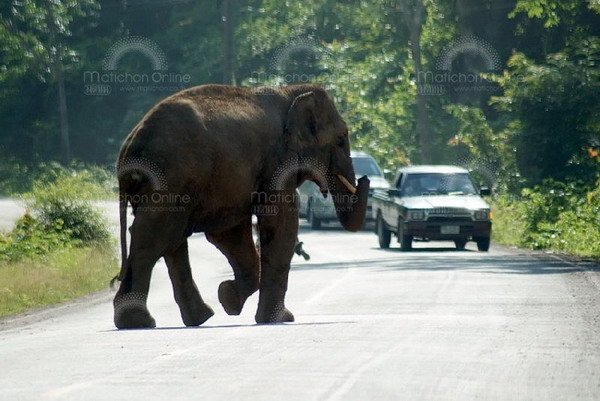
[454,240,467,250]
[475,236,490,252]
[307,200,321,230]
[377,213,391,249]
[398,221,413,251]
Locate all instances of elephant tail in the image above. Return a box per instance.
[110,187,129,288]
[118,188,128,280]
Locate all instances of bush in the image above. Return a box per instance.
[0,213,74,262]
[0,168,118,316]
[518,180,586,248]
[493,178,600,258]
[547,185,600,256]
[490,194,526,247]
[0,171,113,263]
[23,171,112,244]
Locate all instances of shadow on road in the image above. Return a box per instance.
[380,246,476,253]
[291,253,598,275]
[100,320,356,332]
[297,223,375,234]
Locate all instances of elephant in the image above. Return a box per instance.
[113,83,370,329]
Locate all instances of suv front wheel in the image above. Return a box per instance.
[377,212,391,249]
[398,220,413,251]
[475,236,490,252]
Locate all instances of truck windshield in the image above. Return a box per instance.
[401,173,477,196]
[353,158,382,177]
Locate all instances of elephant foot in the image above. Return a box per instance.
[218,280,246,315]
[181,301,214,327]
[114,293,156,329]
[255,302,295,324]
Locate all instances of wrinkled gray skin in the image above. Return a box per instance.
[114,84,370,329]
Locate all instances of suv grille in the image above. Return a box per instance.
[428,207,470,216]
[427,216,473,223]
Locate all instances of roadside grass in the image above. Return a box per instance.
[0,167,118,318]
[491,197,526,247]
[492,179,600,259]
[0,245,116,318]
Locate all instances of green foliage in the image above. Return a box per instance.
[23,171,112,243]
[0,163,116,316]
[0,170,112,262]
[508,0,579,27]
[333,47,416,170]
[0,0,99,83]
[489,194,526,247]
[1,0,599,175]
[518,180,586,247]
[493,178,600,257]
[549,199,600,256]
[0,160,115,197]
[490,38,600,185]
[0,213,73,262]
[445,105,495,158]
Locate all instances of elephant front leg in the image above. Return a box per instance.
[255,209,298,324]
[206,219,260,316]
[164,239,214,326]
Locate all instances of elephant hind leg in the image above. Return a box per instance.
[114,238,162,329]
[255,211,297,324]
[114,211,181,329]
[206,219,260,315]
[164,239,214,326]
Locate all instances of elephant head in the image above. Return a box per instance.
[284,86,370,232]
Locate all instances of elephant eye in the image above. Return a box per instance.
[337,137,345,147]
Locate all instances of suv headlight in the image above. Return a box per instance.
[473,210,490,221]
[408,210,426,221]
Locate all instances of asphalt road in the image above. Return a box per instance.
[1,202,599,400]
[0,199,26,231]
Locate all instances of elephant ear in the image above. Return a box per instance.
[285,91,320,153]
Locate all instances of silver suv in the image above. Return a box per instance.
[297,151,389,229]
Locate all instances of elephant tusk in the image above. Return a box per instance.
[337,174,357,194]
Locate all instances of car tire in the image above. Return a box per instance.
[307,201,321,230]
[398,220,412,251]
[454,239,467,250]
[377,213,391,249]
[475,236,490,252]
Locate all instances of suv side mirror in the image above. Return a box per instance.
[479,186,491,196]
[388,188,402,197]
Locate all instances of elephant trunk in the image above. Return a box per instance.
[331,175,370,232]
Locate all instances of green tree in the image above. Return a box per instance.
[491,39,600,184]
[0,0,99,164]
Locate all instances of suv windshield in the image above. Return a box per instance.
[353,158,382,177]
[401,173,477,196]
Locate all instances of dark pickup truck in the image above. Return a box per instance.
[372,165,492,251]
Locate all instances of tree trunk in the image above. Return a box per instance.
[44,2,71,164]
[221,0,235,85]
[55,58,70,164]
[410,34,432,164]
[400,0,432,164]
